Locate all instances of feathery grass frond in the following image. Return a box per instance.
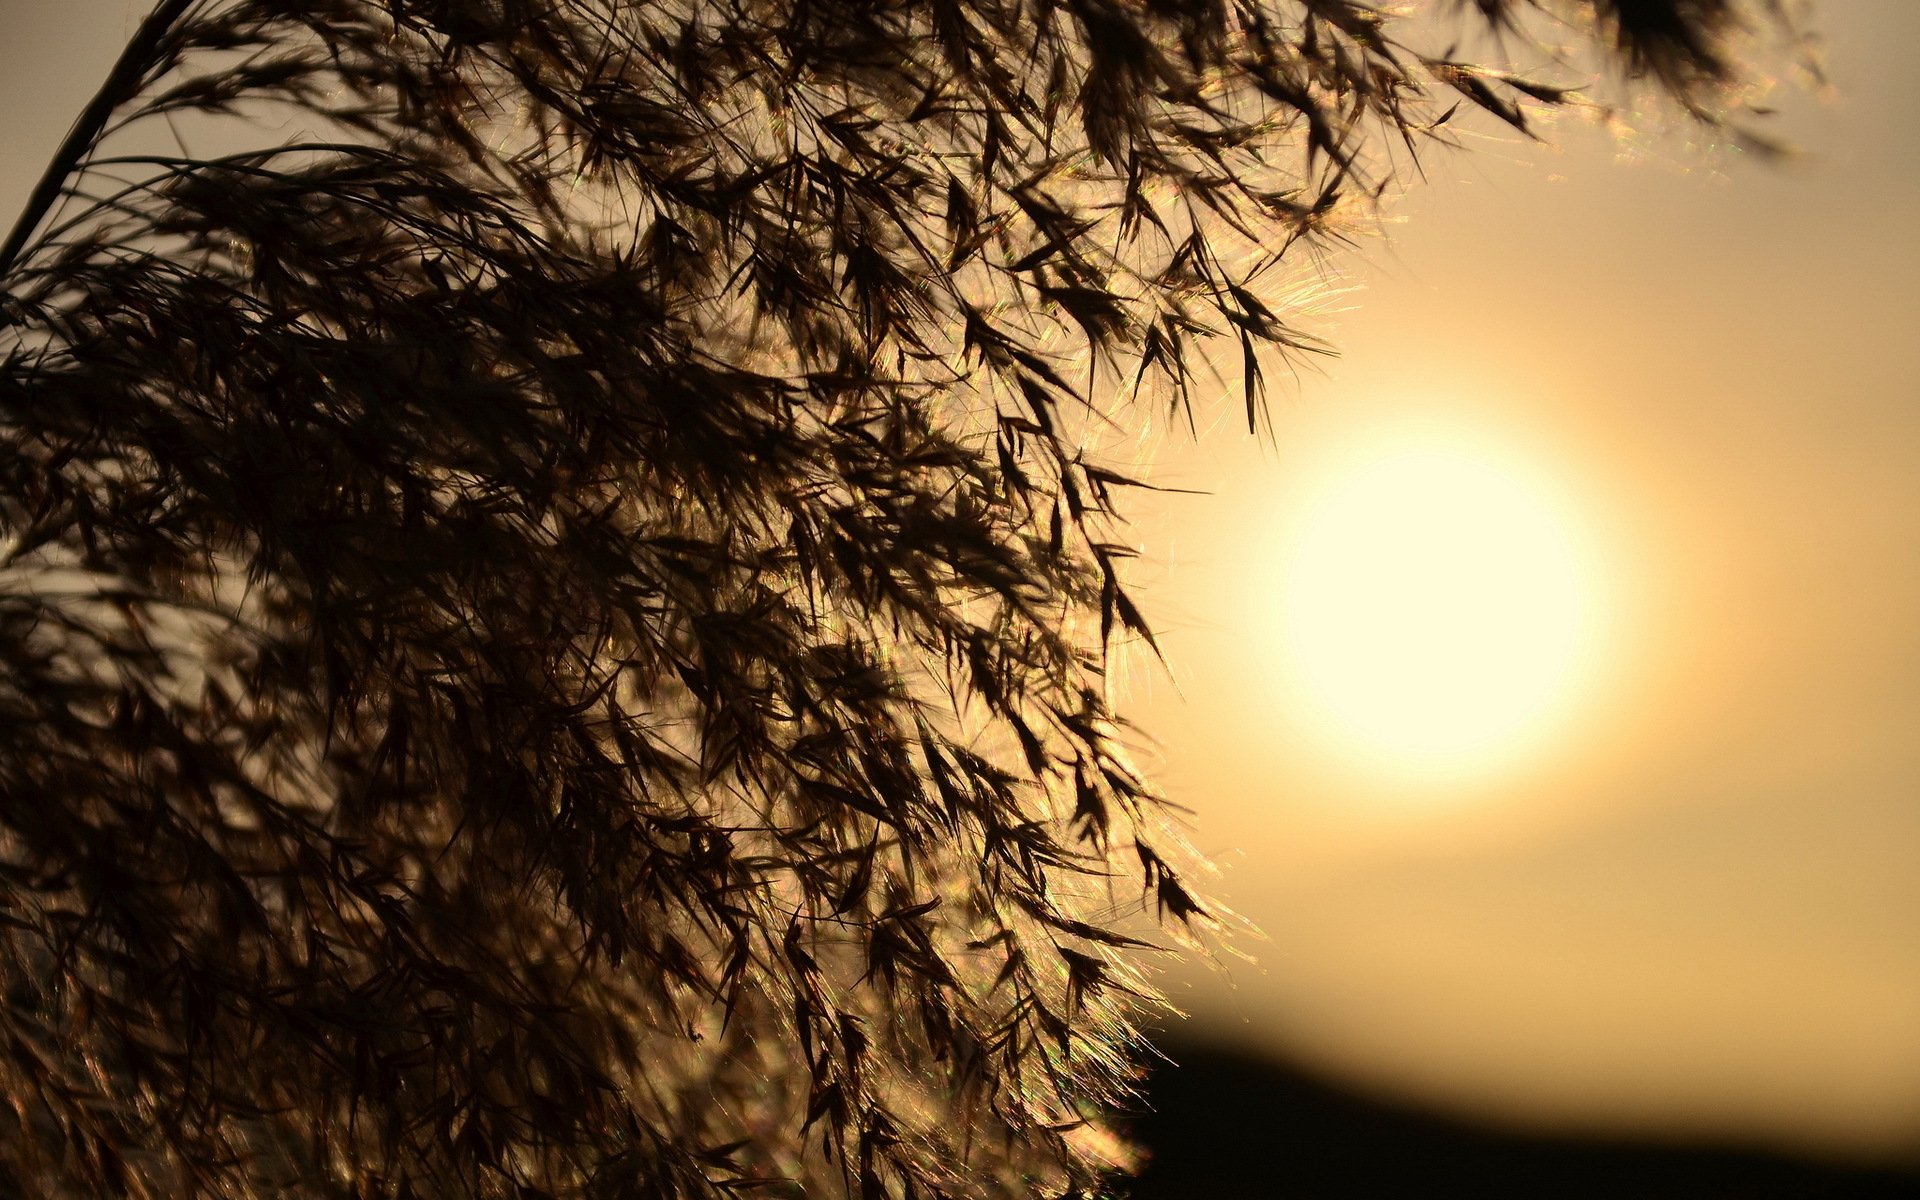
[0,2,1795,1197]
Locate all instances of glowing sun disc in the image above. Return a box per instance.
[1273,436,1604,779]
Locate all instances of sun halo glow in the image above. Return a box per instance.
[1268,434,1607,784]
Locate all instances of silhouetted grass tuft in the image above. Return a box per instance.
[0,2,1794,1197]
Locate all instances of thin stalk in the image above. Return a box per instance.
[0,0,199,281]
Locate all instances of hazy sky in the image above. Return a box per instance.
[3,0,1916,1169]
[1118,0,1920,1164]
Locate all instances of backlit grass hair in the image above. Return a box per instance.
[0,2,1794,1197]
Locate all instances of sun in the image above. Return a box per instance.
[1269,433,1607,781]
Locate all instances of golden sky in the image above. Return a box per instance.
[4,0,1915,1169]
[1118,1,1920,1164]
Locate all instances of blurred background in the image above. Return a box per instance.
[4,0,1916,1193]
[1111,0,1920,1190]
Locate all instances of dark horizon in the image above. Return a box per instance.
[1125,1036,1920,1199]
